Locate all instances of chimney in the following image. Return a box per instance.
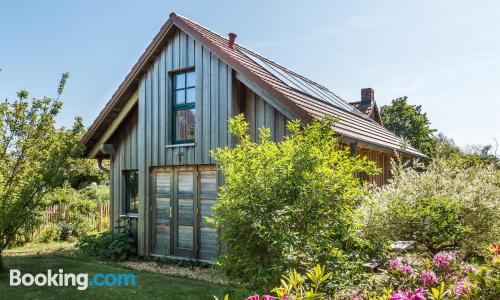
[228,33,237,49]
[361,88,374,106]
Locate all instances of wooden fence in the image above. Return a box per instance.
[44,202,110,232]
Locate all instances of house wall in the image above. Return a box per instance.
[135,29,233,255]
[235,83,290,142]
[356,148,393,186]
[109,106,139,224]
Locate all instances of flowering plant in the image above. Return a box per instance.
[352,250,495,299]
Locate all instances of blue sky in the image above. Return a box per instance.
[1,0,499,147]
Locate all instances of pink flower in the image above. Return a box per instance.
[262,296,274,300]
[433,251,456,269]
[462,263,477,274]
[247,296,260,300]
[454,277,472,296]
[351,293,363,300]
[389,258,413,274]
[389,288,427,300]
[420,270,437,286]
[400,264,414,274]
[389,258,403,270]
[281,295,289,300]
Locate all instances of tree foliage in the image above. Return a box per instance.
[381,97,437,157]
[0,73,83,267]
[364,157,500,257]
[210,115,379,289]
[63,158,108,189]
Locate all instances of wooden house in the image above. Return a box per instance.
[80,13,425,260]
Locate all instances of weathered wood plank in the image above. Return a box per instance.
[227,67,233,146]
[165,39,174,165]
[194,41,203,164]
[218,62,228,149]
[187,35,195,67]
[245,87,256,140]
[152,59,160,166]
[264,101,275,141]
[179,31,187,68]
[210,54,219,164]
[275,109,285,141]
[202,48,211,163]
[159,47,167,165]
[255,95,265,140]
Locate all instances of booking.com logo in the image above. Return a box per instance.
[10,269,137,290]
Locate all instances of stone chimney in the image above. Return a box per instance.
[361,88,374,106]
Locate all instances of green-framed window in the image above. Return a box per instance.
[124,170,139,214]
[173,70,196,143]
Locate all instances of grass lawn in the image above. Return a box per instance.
[0,243,250,300]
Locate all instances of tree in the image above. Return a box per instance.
[0,73,83,268]
[381,97,437,157]
[210,115,379,289]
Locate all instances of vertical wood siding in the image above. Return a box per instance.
[236,84,289,142]
[135,29,233,255]
[138,30,232,168]
[357,148,393,186]
[109,107,139,226]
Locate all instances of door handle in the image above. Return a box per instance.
[169,207,173,219]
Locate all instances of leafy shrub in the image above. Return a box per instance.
[210,115,379,289]
[78,185,110,203]
[214,264,331,300]
[44,186,104,239]
[39,224,60,243]
[76,221,134,261]
[10,211,45,246]
[272,264,331,299]
[364,157,500,257]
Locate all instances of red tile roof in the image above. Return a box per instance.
[81,12,425,158]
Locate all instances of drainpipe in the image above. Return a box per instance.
[97,144,115,172]
[97,158,109,173]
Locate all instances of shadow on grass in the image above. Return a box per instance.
[0,246,249,300]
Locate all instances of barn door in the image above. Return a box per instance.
[151,168,173,256]
[151,165,218,259]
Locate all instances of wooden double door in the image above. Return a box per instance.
[150,165,218,260]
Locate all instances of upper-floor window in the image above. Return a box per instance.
[124,170,139,214]
[173,70,195,143]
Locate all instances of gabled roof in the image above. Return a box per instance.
[81,12,425,158]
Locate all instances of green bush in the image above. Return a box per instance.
[78,185,110,203]
[76,221,134,261]
[210,115,379,290]
[364,157,500,257]
[38,224,60,243]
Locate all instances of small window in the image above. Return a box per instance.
[124,170,139,214]
[173,70,195,143]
